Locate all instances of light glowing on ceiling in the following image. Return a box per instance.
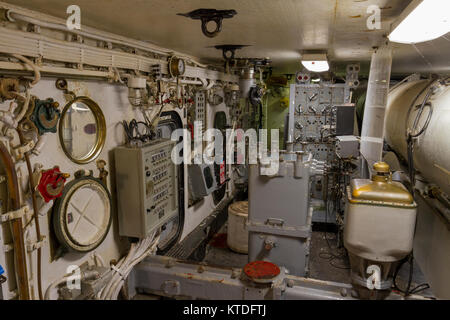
[389,0,450,44]
[301,53,329,72]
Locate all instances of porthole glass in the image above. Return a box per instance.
[59,97,106,164]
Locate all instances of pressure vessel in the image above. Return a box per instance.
[384,79,450,196]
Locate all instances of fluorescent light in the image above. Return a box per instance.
[389,0,450,44]
[301,53,329,72]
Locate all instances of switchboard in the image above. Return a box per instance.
[115,139,178,238]
[286,66,359,223]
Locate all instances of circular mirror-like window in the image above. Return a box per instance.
[59,97,106,164]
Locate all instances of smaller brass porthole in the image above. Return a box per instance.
[59,97,106,164]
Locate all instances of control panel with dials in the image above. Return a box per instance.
[114,139,178,238]
[286,65,359,223]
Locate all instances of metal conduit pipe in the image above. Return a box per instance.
[0,141,30,300]
[18,131,43,300]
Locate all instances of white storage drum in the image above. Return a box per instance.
[227,201,249,254]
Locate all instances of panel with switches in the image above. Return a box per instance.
[287,67,359,223]
[114,139,178,238]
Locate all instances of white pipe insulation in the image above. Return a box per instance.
[360,44,393,172]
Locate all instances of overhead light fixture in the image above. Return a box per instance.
[301,53,329,73]
[388,0,450,44]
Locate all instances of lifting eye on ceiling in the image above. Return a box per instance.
[213,45,250,62]
[177,9,237,38]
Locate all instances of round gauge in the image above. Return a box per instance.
[169,57,186,77]
[53,174,112,253]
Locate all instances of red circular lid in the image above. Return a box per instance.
[244,261,280,280]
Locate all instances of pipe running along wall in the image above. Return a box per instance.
[0,141,30,300]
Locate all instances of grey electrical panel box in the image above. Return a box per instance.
[114,139,178,238]
[336,135,359,159]
[188,164,219,201]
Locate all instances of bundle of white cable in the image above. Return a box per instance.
[0,89,31,129]
[99,231,160,300]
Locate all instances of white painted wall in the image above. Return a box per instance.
[0,77,230,299]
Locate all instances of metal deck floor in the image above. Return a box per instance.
[133,223,434,299]
[202,223,434,298]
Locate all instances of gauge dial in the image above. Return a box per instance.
[169,57,186,77]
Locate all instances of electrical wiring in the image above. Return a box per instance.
[13,89,31,124]
[0,90,31,129]
[109,236,160,300]
[8,54,41,87]
[20,130,44,300]
[99,244,137,299]
[121,119,154,143]
[400,82,436,297]
[103,238,155,300]
[92,253,106,267]
[44,275,70,300]
[0,80,43,299]
[99,230,160,300]
[319,198,351,270]
[318,160,351,270]
[392,254,430,297]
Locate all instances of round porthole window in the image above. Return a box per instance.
[59,97,106,164]
[52,172,112,253]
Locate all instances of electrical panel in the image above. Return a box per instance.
[289,83,353,159]
[188,164,219,202]
[286,69,359,223]
[336,135,360,159]
[195,91,206,128]
[114,139,178,238]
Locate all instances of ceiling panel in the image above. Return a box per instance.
[3,0,450,75]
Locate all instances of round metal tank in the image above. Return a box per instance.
[385,79,450,195]
[227,201,248,254]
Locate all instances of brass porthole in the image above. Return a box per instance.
[59,96,106,164]
[52,173,112,253]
